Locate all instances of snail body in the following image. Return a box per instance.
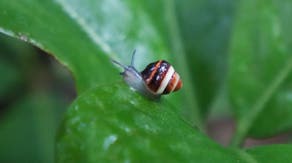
[112,50,182,99]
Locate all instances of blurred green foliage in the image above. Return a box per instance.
[0,0,292,162]
[0,34,74,162]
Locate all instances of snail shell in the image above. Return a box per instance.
[112,50,182,99]
[141,60,182,95]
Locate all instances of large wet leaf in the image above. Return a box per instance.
[57,84,292,162]
[229,0,292,145]
[56,84,246,162]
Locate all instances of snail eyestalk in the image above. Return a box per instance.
[111,59,127,69]
[131,49,136,67]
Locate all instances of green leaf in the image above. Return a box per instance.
[0,0,168,93]
[56,84,246,162]
[175,0,238,118]
[0,93,66,162]
[247,145,292,163]
[229,0,292,146]
[0,0,201,126]
[0,33,33,98]
[0,1,108,92]
[0,60,22,98]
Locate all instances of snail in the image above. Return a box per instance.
[111,50,182,99]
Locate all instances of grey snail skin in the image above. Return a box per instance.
[111,50,182,99]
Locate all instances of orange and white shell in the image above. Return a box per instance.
[141,60,182,95]
[112,51,182,99]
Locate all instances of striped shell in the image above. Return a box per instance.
[141,60,182,95]
[111,50,182,99]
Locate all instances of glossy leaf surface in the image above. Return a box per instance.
[57,84,244,162]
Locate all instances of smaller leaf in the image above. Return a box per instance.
[229,0,292,145]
